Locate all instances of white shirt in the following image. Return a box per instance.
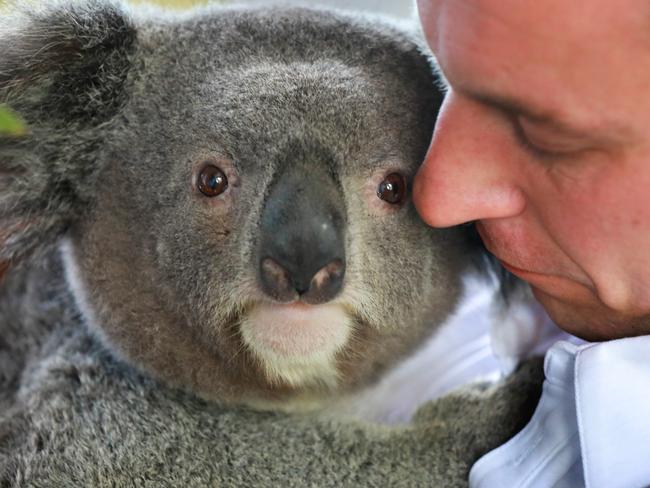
[342,276,566,423]
[470,336,650,488]
[347,276,650,487]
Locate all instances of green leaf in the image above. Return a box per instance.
[0,105,28,137]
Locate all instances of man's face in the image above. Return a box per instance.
[414,0,650,340]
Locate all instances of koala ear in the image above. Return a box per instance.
[0,0,136,123]
[0,0,136,263]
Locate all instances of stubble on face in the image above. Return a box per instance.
[533,287,650,342]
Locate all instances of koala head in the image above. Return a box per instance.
[0,1,482,407]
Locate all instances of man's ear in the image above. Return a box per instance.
[0,0,136,263]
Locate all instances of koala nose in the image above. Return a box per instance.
[259,256,345,304]
[257,160,347,305]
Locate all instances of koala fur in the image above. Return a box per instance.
[0,1,543,485]
[0,255,543,487]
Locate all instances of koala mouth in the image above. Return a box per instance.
[239,302,352,388]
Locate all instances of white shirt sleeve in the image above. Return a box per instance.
[469,336,650,488]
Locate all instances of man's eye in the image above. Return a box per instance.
[514,124,564,160]
[513,118,585,161]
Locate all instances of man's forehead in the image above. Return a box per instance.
[428,1,568,117]
[423,0,650,137]
[426,0,650,40]
[426,0,650,78]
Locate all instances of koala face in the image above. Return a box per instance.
[1,3,478,407]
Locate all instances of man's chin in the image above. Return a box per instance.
[532,287,650,341]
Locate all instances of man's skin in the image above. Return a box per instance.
[414,0,650,341]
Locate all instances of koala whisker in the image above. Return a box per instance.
[222,327,250,367]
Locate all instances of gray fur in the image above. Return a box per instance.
[0,0,473,406]
[0,1,543,485]
[0,252,543,487]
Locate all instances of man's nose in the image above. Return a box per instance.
[413,92,526,228]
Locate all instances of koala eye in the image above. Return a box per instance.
[197,164,229,197]
[377,173,407,204]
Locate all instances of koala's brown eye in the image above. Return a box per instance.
[377,173,407,204]
[197,165,228,197]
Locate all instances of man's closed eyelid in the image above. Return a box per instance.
[512,117,586,161]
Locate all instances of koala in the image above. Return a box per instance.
[0,0,477,407]
[0,1,543,485]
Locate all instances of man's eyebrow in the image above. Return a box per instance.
[432,62,633,143]
[470,91,582,133]
[467,88,635,144]
[465,92,552,122]
[432,63,576,130]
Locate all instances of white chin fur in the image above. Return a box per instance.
[240,303,352,388]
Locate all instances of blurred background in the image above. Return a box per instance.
[229,0,414,18]
[83,0,413,18]
[0,1,414,25]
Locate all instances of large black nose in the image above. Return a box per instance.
[257,165,346,305]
